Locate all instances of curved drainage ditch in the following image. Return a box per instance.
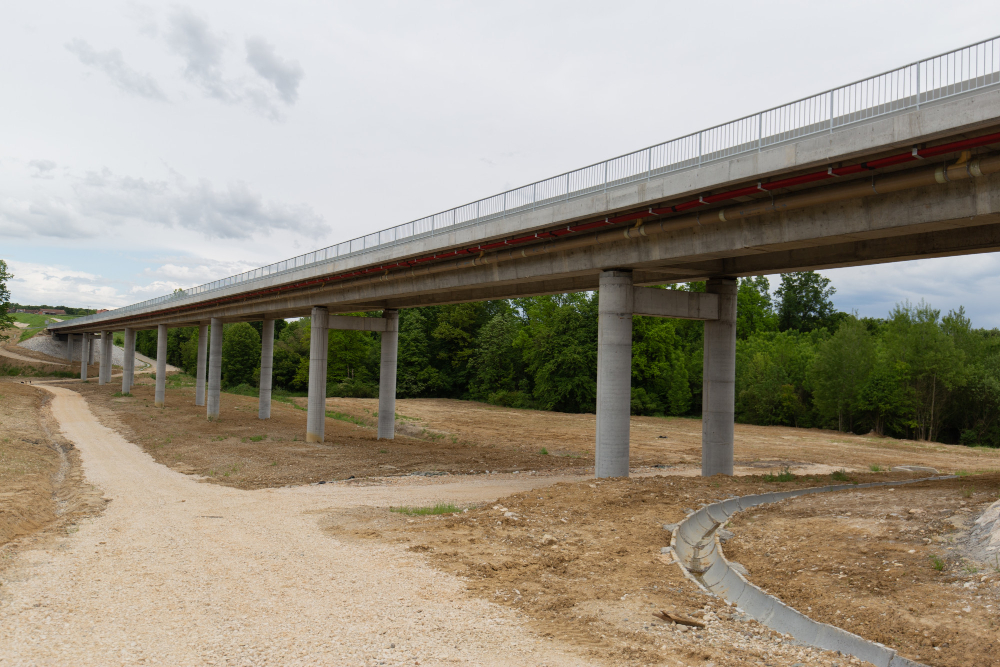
[667,476,956,667]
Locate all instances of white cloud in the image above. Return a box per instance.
[6,260,124,308]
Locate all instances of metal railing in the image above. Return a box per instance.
[61,36,1000,328]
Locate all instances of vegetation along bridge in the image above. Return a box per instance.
[49,36,1000,478]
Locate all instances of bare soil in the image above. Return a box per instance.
[326,397,1000,476]
[68,379,588,490]
[0,381,105,558]
[725,474,1000,667]
[324,470,942,666]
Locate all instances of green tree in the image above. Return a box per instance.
[221,322,261,387]
[882,301,965,440]
[513,293,598,413]
[468,312,525,404]
[809,317,876,432]
[775,271,837,332]
[736,276,777,340]
[0,260,14,340]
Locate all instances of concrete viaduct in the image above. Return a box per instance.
[49,37,1000,478]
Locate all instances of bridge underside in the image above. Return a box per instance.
[77,168,1000,330]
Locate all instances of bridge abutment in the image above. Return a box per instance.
[154,325,167,407]
[306,307,329,442]
[259,318,275,419]
[596,270,634,478]
[377,309,399,440]
[702,278,737,476]
[207,319,223,419]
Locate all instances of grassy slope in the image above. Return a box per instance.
[12,313,81,342]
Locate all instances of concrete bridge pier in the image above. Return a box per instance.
[306,307,329,442]
[79,334,90,381]
[595,270,634,478]
[155,325,167,407]
[207,319,223,419]
[259,318,274,419]
[66,334,73,363]
[98,330,111,385]
[377,309,399,440]
[702,278,738,476]
[122,328,135,394]
[196,323,208,407]
[88,334,96,366]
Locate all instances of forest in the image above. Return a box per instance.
[134,271,1000,448]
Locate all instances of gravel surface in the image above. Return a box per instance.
[0,386,587,666]
[19,335,130,367]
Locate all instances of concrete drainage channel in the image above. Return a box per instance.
[667,476,957,667]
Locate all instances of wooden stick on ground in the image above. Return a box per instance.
[653,611,706,628]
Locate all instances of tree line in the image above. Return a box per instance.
[135,271,1000,448]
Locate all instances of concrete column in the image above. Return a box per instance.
[66,335,73,363]
[155,324,167,408]
[258,318,274,419]
[306,307,329,443]
[595,270,634,478]
[195,323,208,406]
[122,328,135,394]
[98,330,110,385]
[88,334,96,366]
[207,319,223,419]
[702,278,738,477]
[377,309,399,439]
[79,335,90,380]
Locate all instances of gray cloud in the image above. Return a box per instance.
[245,36,303,104]
[65,38,168,101]
[75,168,328,240]
[29,159,57,179]
[164,7,231,101]
[0,197,96,239]
[163,8,292,119]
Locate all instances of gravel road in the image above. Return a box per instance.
[0,386,588,666]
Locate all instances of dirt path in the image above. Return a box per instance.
[0,346,68,366]
[0,386,593,666]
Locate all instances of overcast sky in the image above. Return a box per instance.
[3,2,999,326]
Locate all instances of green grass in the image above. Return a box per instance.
[248,435,265,442]
[955,470,972,477]
[379,449,388,454]
[539,447,549,456]
[763,466,796,483]
[0,363,75,378]
[831,469,851,482]
[326,410,369,427]
[389,503,460,516]
[962,486,975,498]
[869,464,885,472]
[112,391,132,398]
[929,555,946,571]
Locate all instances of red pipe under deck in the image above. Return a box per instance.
[88,131,1000,328]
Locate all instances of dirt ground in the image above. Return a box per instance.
[69,378,588,490]
[326,397,1000,475]
[9,341,1000,666]
[324,470,945,667]
[725,474,1000,667]
[0,381,105,557]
